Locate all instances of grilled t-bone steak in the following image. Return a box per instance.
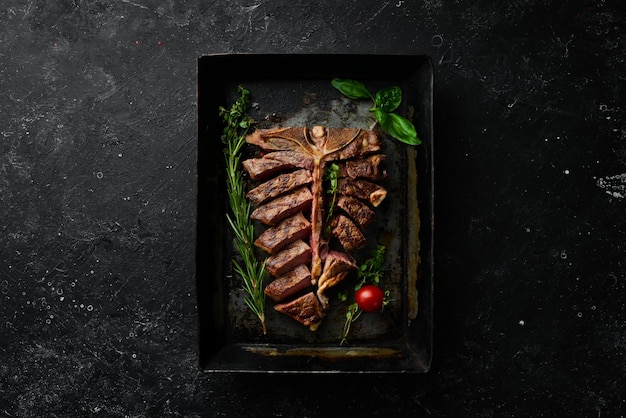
[242,126,387,330]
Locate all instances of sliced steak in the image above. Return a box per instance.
[331,214,367,252]
[273,291,325,329]
[265,150,315,170]
[246,127,312,152]
[336,195,376,228]
[247,169,313,205]
[242,157,290,181]
[338,154,387,181]
[337,178,387,207]
[242,151,315,180]
[264,264,312,302]
[265,239,312,278]
[316,250,357,295]
[251,186,313,225]
[254,212,311,254]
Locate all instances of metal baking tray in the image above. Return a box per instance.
[196,53,433,373]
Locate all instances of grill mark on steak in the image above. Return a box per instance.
[247,169,313,205]
[265,239,312,278]
[264,264,312,302]
[337,154,387,181]
[264,151,315,170]
[254,212,311,255]
[337,178,388,207]
[242,151,315,180]
[273,291,325,329]
[331,214,367,252]
[241,126,387,330]
[251,186,313,226]
[336,195,376,228]
[242,158,291,181]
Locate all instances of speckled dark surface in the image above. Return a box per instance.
[1,1,624,417]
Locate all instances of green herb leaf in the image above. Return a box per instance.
[340,303,361,345]
[331,78,372,100]
[374,86,402,113]
[375,109,421,146]
[323,163,340,237]
[331,78,421,146]
[356,244,386,286]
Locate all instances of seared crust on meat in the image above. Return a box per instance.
[247,169,313,205]
[265,239,312,278]
[242,151,315,180]
[251,186,313,226]
[331,214,367,252]
[336,178,387,207]
[337,154,387,181]
[264,265,312,302]
[273,291,325,328]
[254,213,311,254]
[336,195,376,228]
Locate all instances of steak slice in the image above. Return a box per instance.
[336,195,376,228]
[273,291,325,329]
[246,127,312,152]
[242,151,315,180]
[264,264,312,302]
[265,150,315,170]
[242,157,290,181]
[337,178,387,207]
[316,271,350,311]
[247,169,313,205]
[316,252,356,309]
[331,214,367,252]
[316,250,357,294]
[265,239,312,278]
[251,186,313,226]
[338,154,387,181]
[254,212,311,254]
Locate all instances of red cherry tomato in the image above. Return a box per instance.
[355,284,385,313]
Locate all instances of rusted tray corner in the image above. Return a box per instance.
[196,53,434,373]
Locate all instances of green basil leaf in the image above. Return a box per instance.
[375,109,421,145]
[374,109,391,131]
[331,78,372,100]
[374,86,402,112]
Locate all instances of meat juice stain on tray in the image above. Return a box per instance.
[241,126,389,331]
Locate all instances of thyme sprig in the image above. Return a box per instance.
[219,85,268,335]
[323,163,340,237]
[339,245,388,345]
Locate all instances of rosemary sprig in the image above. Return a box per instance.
[219,85,268,335]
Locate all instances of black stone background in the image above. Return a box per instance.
[1,1,624,417]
